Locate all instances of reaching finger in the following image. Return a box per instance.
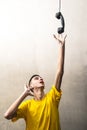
[53,34,61,42]
[53,34,57,40]
[64,35,67,40]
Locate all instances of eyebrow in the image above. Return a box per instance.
[34,76,40,79]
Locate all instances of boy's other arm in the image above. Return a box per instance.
[4,85,33,120]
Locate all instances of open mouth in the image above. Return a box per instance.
[40,81,44,84]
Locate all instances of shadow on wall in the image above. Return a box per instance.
[60,65,87,130]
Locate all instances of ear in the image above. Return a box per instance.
[30,88,34,92]
[29,85,34,91]
[29,89,34,96]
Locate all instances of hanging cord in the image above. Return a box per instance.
[59,0,61,12]
[55,0,65,34]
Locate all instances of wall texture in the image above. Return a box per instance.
[0,0,87,130]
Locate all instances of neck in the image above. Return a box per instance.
[34,92,45,101]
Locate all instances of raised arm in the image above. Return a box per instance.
[53,34,67,91]
[4,85,33,120]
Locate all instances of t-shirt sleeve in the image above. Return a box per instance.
[12,101,28,122]
[47,85,62,105]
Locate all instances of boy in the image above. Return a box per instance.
[4,34,67,130]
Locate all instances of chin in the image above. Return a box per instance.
[39,82,45,86]
[38,96,43,100]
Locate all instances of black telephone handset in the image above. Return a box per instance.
[55,12,65,34]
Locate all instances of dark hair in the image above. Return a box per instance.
[28,74,40,86]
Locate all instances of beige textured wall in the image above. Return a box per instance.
[0,0,87,130]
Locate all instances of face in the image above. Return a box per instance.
[30,75,45,88]
[30,76,45,100]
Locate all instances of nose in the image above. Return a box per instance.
[39,77,44,84]
[39,77,43,81]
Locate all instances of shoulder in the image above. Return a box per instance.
[19,99,32,108]
[47,85,62,101]
[48,85,62,95]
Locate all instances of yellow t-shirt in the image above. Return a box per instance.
[12,85,62,130]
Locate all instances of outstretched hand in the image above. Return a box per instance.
[24,84,34,96]
[53,34,67,46]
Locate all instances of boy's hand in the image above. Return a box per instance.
[53,34,67,46]
[24,84,34,96]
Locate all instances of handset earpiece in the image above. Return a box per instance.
[55,12,65,34]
